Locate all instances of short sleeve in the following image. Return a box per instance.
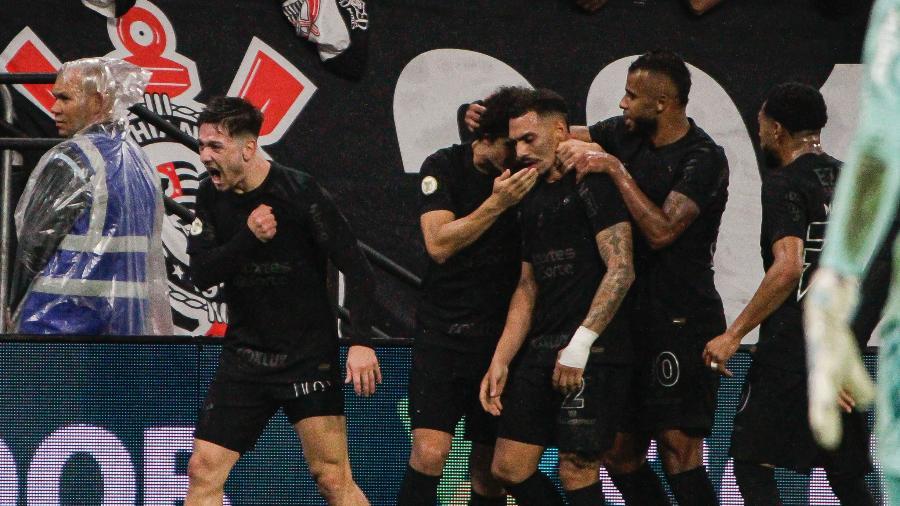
[588,117,623,155]
[577,174,629,236]
[419,150,456,215]
[761,174,807,247]
[672,147,728,210]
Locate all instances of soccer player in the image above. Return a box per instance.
[703,83,874,505]
[397,87,537,506]
[804,0,900,504]
[185,97,380,505]
[480,88,635,506]
[557,50,729,505]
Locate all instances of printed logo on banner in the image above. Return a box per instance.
[283,0,322,37]
[338,0,369,30]
[0,0,316,336]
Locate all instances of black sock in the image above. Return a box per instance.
[565,481,606,506]
[667,465,718,506]
[610,461,670,505]
[826,471,875,506]
[733,461,781,506]
[468,490,507,506]
[505,470,564,506]
[397,465,440,506]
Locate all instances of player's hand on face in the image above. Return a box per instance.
[492,167,538,208]
[702,333,737,377]
[479,362,508,416]
[247,204,277,242]
[465,103,486,132]
[345,345,382,397]
[553,351,585,395]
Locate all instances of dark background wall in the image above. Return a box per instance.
[2,0,875,336]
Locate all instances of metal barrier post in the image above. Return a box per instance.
[0,85,15,332]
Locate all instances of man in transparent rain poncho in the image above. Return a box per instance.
[8,57,172,335]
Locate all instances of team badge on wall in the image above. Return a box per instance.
[1,0,317,337]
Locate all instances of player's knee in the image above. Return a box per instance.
[410,437,451,474]
[187,453,223,489]
[311,462,351,498]
[490,455,532,485]
[558,453,600,487]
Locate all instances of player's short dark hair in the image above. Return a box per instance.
[198,96,264,138]
[473,86,530,141]
[628,50,692,105]
[507,87,569,127]
[762,82,828,134]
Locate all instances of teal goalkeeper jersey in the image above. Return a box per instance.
[821,0,900,477]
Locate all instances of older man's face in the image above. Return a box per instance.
[49,71,100,137]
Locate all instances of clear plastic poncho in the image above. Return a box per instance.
[10,57,173,335]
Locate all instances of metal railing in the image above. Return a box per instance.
[0,71,419,343]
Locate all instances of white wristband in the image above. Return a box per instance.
[558,326,599,369]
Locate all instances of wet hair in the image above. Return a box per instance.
[762,82,828,134]
[507,87,569,126]
[473,86,530,141]
[198,96,264,138]
[628,50,692,105]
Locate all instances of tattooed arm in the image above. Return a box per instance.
[582,221,636,332]
[554,221,635,393]
[607,160,700,250]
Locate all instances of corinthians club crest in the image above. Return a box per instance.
[1,0,317,336]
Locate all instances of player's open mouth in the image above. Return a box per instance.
[207,168,221,181]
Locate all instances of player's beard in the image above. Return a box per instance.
[631,115,659,138]
[762,145,783,168]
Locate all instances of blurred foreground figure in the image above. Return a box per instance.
[9,57,172,335]
[804,0,900,502]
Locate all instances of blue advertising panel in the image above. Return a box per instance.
[0,344,883,504]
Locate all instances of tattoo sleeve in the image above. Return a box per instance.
[582,221,635,333]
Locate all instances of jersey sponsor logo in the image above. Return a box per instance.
[293,379,333,397]
[421,175,438,195]
[654,351,681,387]
[2,0,316,336]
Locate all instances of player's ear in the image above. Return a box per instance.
[554,117,568,142]
[242,136,258,161]
[772,120,785,140]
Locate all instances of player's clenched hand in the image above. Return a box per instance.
[479,362,508,416]
[552,352,584,395]
[702,332,738,377]
[247,204,277,242]
[492,167,538,209]
[465,102,486,132]
[345,345,382,397]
